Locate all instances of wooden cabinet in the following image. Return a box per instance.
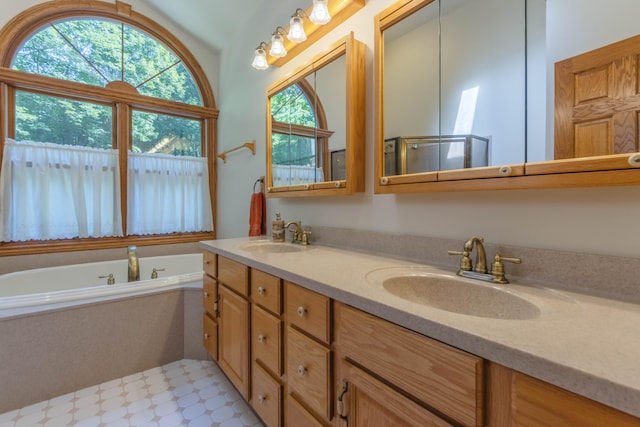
[334,302,484,427]
[217,256,250,400]
[202,249,640,427]
[285,281,332,425]
[486,363,640,427]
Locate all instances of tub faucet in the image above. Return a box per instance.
[128,246,139,282]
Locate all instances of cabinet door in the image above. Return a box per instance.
[487,363,640,427]
[341,361,453,427]
[218,285,250,399]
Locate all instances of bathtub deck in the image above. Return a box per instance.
[0,359,263,427]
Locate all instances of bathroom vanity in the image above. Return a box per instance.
[200,237,640,427]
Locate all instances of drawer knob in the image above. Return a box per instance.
[258,394,266,404]
[204,333,210,340]
[297,306,306,317]
[203,291,209,298]
[258,334,266,344]
[297,365,307,376]
[204,260,211,265]
[257,286,265,296]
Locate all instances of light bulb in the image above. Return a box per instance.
[287,16,307,43]
[269,34,287,58]
[251,47,269,70]
[310,0,331,25]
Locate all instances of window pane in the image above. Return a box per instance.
[271,84,315,126]
[54,19,123,83]
[272,132,316,166]
[13,25,105,86]
[13,19,203,105]
[15,91,113,148]
[132,111,202,156]
[137,62,202,105]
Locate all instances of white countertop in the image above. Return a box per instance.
[200,237,640,417]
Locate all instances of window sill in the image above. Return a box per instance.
[0,232,216,257]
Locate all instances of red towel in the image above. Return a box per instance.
[248,192,265,236]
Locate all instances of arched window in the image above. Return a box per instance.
[270,79,332,186]
[0,1,218,255]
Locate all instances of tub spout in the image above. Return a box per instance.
[128,246,139,282]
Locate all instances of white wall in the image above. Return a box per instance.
[2,1,639,259]
[216,0,640,258]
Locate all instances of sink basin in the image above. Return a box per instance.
[368,267,541,320]
[238,241,307,254]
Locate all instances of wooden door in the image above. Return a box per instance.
[340,361,452,427]
[555,34,640,159]
[218,284,250,399]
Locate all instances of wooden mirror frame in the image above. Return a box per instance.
[266,32,365,198]
[373,0,640,194]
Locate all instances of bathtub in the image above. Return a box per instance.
[0,253,203,311]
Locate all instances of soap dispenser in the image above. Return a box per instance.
[272,212,285,242]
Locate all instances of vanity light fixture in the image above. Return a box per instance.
[269,27,287,58]
[251,42,269,70]
[287,10,308,43]
[251,1,338,70]
[251,0,364,70]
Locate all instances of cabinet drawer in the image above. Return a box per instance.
[203,313,217,360]
[286,326,331,420]
[252,305,282,376]
[251,269,282,314]
[202,275,218,317]
[285,282,330,344]
[334,302,483,427]
[286,394,325,427]
[203,251,216,277]
[251,362,282,427]
[218,256,249,297]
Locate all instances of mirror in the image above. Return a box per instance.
[375,0,640,193]
[266,33,365,197]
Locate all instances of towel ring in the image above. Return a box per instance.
[253,177,264,193]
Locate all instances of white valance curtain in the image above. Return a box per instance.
[271,164,324,186]
[0,139,122,242]
[127,152,213,235]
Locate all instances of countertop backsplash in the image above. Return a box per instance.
[308,226,640,304]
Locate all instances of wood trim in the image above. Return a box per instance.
[438,164,525,181]
[525,153,637,175]
[375,168,640,194]
[0,69,218,119]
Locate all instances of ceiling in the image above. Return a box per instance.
[141,0,308,53]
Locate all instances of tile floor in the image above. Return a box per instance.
[0,359,264,427]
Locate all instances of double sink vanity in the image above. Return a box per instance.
[200,235,640,426]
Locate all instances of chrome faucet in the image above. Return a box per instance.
[284,221,311,245]
[128,246,140,282]
[448,237,521,284]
